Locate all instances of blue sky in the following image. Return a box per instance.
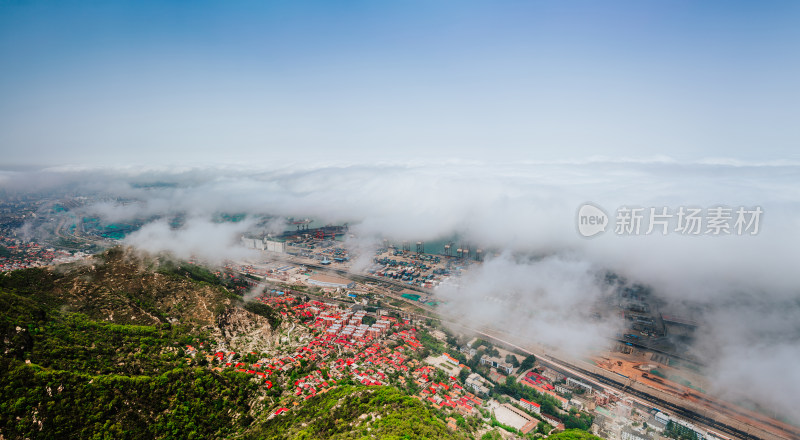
[1,1,799,166]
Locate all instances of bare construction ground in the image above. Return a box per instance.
[593,354,800,440]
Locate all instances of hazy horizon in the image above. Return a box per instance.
[2,1,800,167]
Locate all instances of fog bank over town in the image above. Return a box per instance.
[2,159,799,419]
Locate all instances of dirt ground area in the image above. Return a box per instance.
[593,353,800,440]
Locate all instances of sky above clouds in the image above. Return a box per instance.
[1,1,800,166]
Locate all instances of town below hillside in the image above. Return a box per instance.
[1,247,608,440]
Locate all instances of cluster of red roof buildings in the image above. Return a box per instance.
[320,310,395,341]
[0,237,87,272]
[185,297,434,417]
[521,370,569,409]
[185,295,578,433]
[415,368,484,416]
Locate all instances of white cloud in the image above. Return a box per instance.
[5,159,800,420]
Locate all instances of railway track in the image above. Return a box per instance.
[264,258,797,440]
[558,362,769,440]
[469,328,796,440]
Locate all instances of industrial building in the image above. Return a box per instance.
[241,236,263,250]
[567,377,594,395]
[241,235,286,253]
[265,239,286,253]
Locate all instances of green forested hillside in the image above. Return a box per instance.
[0,249,270,439]
[0,283,272,439]
[546,429,605,440]
[0,247,239,327]
[247,385,469,440]
[1,359,262,439]
[0,249,471,439]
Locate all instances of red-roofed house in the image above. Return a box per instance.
[520,398,541,414]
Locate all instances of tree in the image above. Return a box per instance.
[546,429,605,440]
[473,339,489,349]
[665,420,699,440]
[519,354,536,371]
[505,354,520,367]
[481,430,503,440]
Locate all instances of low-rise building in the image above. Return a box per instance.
[654,412,669,427]
[460,345,478,357]
[542,413,565,431]
[465,373,492,395]
[442,353,460,365]
[541,368,565,382]
[519,398,541,414]
[480,355,515,375]
[521,420,538,435]
[666,417,707,440]
[621,427,652,440]
[555,383,570,394]
[522,381,569,409]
